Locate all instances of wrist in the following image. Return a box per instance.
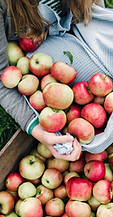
[26,116,39,135]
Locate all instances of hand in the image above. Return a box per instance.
[31,124,82,161]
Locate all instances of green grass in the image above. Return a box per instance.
[0,106,19,150]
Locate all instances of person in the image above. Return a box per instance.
[0,0,113,161]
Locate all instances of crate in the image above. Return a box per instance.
[0,128,37,190]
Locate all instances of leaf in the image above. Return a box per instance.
[63,51,73,64]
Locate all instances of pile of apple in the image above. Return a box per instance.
[1,141,113,217]
[1,41,113,144]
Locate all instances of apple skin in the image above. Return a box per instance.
[69,157,85,174]
[19,36,43,52]
[93,179,112,204]
[108,153,113,170]
[104,163,113,182]
[66,177,93,201]
[41,168,63,189]
[39,107,67,133]
[85,150,108,163]
[47,157,69,173]
[72,81,94,105]
[8,41,24,66]
[44,197,65,217]
[61,213,68,217]
[54,184,68,200]
[104,92,113,114]
[89,73,113,97]
[50,61,77,84]
[29,52,53,77]
[5,172,24,192]
[17,56,30,75]
[18,181,36,199]
[40,74,57,90]
[88,196,101,212]
[1,66,22,88]
[19,155,45,180]
[66,104,81,122]
[43,82,74,110]
[67,117,95,144]
[37,142,53,159]
[64,171,80,185]
[29,90,46,112]
[36,184,54,205]
[84,160,105,182]
[18,74,39,96]
[4,211,18,217]
[30,148,46,163]
[65,200,91,217]
[106,143,113,155]
[96,203,113,217]
[93,96,105,105]
[81,103,107,128]
[6,189,19,203]
[16,197,43,217]
[0,191,15,215]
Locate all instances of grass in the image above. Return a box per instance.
[0,106,19,151]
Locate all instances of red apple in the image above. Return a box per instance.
[18,74,39,96]
[5,172,24,192]
[64,171,80,185]
[45,197,65,217]
[43,82,74,109]
[19,35,43,52]
[93,179,112,204]
[84,160,105,182]
[66,104,81,122]
[72,81,94,105]
[96,203,113,217]
[29,52,53,76]
[29,90,46,111]
[67,117,95,144]
[93,96,105,105]
[0,191,15,215]
[50,61,77,84]
[41,168,63,189]
[66,177,93,201]
[85,150,108,162]
[47,157,69,173]
[69,157,85,174]
[89,73,113,97]
[54,185,68,200]
[65,200,91,217]
[104,92,113,114]
[37,142,53,159]
[81,103,107,128]
[8,41,24,66]
[17,56,30,75]
[40,74,57,90]
[1,66,22,88]
[61,213,68,217]
[39,107,67,133]
[36,184,54,205]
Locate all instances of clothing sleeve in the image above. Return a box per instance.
[0,9,39,132]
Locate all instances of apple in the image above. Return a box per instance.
[65,200,91,217]
[89,73,113,97]
[85,150,108,162]
[72,81,94,105]
[50,61,77,84]
[30,148,46,162]
[17,56,30,75]
[18,181,36,199]
[64,171,80,185]
[0,191,14,214]
[25,177,41,185]
[19,155,45,180]
[41,168,63,189]
[18,74,39,96]
[16,197,43,217]
[93,179,112,204]
[29,90,46,111]
[96,203,113,217]
[4,211,18,217]
[66,177,93,201]
[90,212,95,217]
[61,213,68,217]
[39,107,67,133]
[40,74,58,90]
[93,96,105,105]
[104,92,113,114]
[29,52,53,77]
[8,41,24,66]
[84,160,105,182]
[19,35,43,52]
[81,103,107,128]
[104,163,113,182]
[6,189,19,203]
[44,197,65,217]
[66,104,81,122]
[108,153,113,170]
[54,185,68,200]
[15,199,22,216]
[47,157,69,173]
[67,117,95,144]
[106,143,113,155]
[88,196,101,212]
[36,184,54,205]
[42,82,74,109]
[5,172,24,192]
[69,157,85,174]
[37,142,53,158]
[1,66,22,88]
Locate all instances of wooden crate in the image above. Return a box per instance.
[0,128,37,190]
